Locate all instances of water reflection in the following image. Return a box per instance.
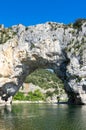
[0,104,86,130]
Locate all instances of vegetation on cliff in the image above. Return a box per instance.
[13,89,45,101]
[0,25,16,44]
[25,69,64,89]
[13,69,65,101]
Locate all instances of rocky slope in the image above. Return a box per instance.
[0,19,86,104]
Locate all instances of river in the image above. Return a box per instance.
[0,103,86,130]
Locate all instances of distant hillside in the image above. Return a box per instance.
[25,69,64,90]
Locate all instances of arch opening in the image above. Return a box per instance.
[13,68,68,103]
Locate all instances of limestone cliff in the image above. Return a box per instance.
[0,19,86,104]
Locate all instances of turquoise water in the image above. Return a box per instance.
[0,103,86,130]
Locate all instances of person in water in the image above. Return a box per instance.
[57,96,60,103]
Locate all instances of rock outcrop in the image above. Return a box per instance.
[0,19,86,104]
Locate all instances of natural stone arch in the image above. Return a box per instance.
[0,21,86,105]
[0,34,67,103]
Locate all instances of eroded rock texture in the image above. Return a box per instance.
[0,19,86,104]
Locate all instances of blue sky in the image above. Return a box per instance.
[0,0,86,27]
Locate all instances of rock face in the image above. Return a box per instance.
[0,19,86,104]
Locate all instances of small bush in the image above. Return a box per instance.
[13,92,25,100]
[25,27,28,31]
[73,18,86,29]
[46,91,53,98]
[26,90,45,101]
[0,27,16,44]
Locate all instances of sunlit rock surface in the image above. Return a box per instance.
[0,19,86,104]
